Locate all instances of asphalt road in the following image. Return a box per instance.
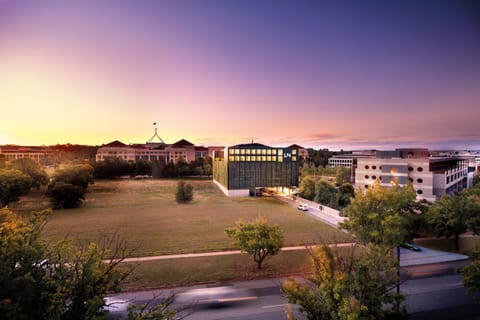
[108,274,480,320]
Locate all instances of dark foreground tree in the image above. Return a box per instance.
[175,180,193,203]
[282,244,406,320]
[12,158,48,189]
[427,188,480,252]
[0,168,33,207]
[225,216,283,269]
[46,182,86,209]
[0,208,178,320]
[459,247,480,301]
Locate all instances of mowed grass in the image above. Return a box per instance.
[11,179,351,257]
[122,250,313,290]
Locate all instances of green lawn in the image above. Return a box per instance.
[11,179,352,257]
[122,250,313,289]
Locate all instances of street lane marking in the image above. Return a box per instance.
[262,304,288,309]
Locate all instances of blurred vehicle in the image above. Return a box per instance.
[297,204,308,211]
[104,297,129,315]
[400,242,421,251]
[175,286,257,306]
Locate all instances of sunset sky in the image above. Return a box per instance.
[1,0,479,150]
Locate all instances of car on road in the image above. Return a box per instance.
[297,204,308,211]
[175,286,257,306]
[400,241,421,251]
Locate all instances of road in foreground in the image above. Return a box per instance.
[109,274,479,319]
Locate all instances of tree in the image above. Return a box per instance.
[46,182,86,209]
[335,167,351,186]
[336,183,355,209]
[225,216,284,269]
[314,180,337,208]
[427,189,480,252]
[459,247,480,301]
[299,176,316,201]
[0,168,33,207]
[282,244,405,320]
[175,180,193,203]
[12,158,48,189]
[52,164,94,189]
[0,208,177,320]
[341,181,417,247]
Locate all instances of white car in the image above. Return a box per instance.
[297,204,308,211]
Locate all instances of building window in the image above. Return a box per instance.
[372,165,377,170]
[417,167,423,172]
[365,175,369,179]
[240,156,245,161]
[390,167,398,174]
[292,149,297,155]
[372,175,376,180]
[267,149,271,155]
[408,166,414,171]
[365,165,369,169]
[292,156,297,161]
[417,189,423,195]
[246,156,251,161]
[267,156,271,161]
[417,178,423,183]
[235,156,240,161]
[365,185,369,189]
[246,149,250,155]
[240,149,245,154]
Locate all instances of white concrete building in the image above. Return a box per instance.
[354,148,473,201]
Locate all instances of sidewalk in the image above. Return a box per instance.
[118,243,355,263]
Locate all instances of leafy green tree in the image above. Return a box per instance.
[52,164,94,189]
[12,158,48,189]
[0,169,33,207]
[335,167,351,186]
[225,216,284,269]
[314,180,337,208]
[175,157,191,177]
[459,247,480,301]
[336,183,355,209]
[341,181,417,247]
[282,244,405,320]
[299,175,316,201]
[427,189,480,252]
[46,182,86,209]
[175,180,193,203]
[0,208,156,320]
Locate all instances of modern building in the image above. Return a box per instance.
[328,150,377,168]
[213,143,300,196]
[354,148,475,201]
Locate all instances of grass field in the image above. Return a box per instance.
[10,179,352,257]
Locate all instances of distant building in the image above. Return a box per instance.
[287,144,308,159]
[0,146,53,163]
[213,143,300,196]
[95,128,222,163]
[354,148,476,201]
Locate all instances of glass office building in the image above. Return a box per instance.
[213,143,299,196]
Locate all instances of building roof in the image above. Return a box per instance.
[231,143,270,148]
[103,140,128,148]
[287,144,305,149]
[171,139,194,148]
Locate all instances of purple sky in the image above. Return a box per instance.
[0,0,479,150]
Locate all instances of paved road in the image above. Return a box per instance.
[108,274,480,319]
